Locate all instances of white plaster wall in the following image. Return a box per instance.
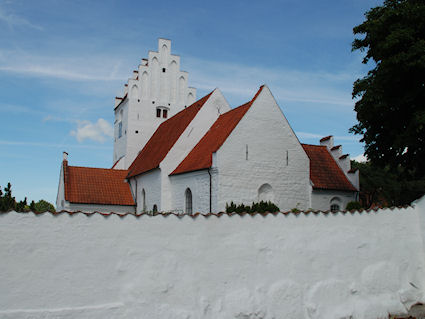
[169,170,211,213]
[113,99,128,165]
[2,200,425,319]
[61,203,135,213]
[217,86,310,212]
[311,189,357,211]
[132,169,161,212]
[161,89,230,211]
[55,162,65,210]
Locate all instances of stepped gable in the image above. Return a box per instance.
[127,91,214,178]
[302,144,356,191]
[64,163,134,206]
[171,86,264,175]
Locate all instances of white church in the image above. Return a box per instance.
[56,38,359,214]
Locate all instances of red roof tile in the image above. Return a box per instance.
[126,91,214,178]
[63,161,135,205]
[302,144,357,192]
[171,86,264,175]
[320,135,332,142]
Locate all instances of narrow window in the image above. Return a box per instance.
[142,189,146,212]
[162,68,166,73]
[185,188,193,214]
[118,122,122,138]
[156,108,161,118]
[163,109,168,118]
[246,144,248,160]
[135,130,138,134]
[153,204,158,213]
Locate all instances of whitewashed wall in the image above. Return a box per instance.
[170,169,211,213]
[216,86,310,212]
[311,189,357,211]
[132,168,161,212]
[2,197,425,319]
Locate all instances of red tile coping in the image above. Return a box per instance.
[63,162,135,206]
[114,93,128,110]
[0,205,411,217]
[127,91,214,178]
[171,86,264,176]
[339,154,349,159]
[320,135,333,142]
[331,145,341,151]
[302,144,357,191]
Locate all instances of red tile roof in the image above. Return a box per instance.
[126,91,214,178]
[171,86,264,175]
[302,144,357,192]
[63,161,135,206]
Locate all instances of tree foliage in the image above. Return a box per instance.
[0,183,55,212]
[351,160,425,207]
[351,0,425,181]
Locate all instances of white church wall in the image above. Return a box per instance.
[169,170,211,214]
[311,189,357,211]
[2,199,425,318]
[216,86,310,212]
[59,203,135,213]
[161,89,230,212]
[133,168,161,212]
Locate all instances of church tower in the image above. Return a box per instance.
[113,38,197,169]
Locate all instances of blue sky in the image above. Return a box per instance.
[0,0,381,205]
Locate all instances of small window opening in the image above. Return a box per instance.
[246,144,248,160]
[163,109,168,118]
[162,68,166,73]
[330,204,340,212]
[135,130,138,134]
[153,204,158,213]
[152,101,155,104]
[142,189,146,212]
[156,108,161,117]
[185,188,193,215]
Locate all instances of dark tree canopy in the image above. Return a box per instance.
[351,0,425,180]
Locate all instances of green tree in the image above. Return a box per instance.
[0,183,16,211]
[350,0,425,183]
[33,200,55,213]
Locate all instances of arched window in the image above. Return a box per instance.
[258,183,274,202]
[330,197,341,212]
[118,109,123,138]
[153,204,158,213]
[142,189,146,212]
[185,188,193,214]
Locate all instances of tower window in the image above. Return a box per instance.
[162,68,166,73]
[163,109,168,118]
[156,108,161,117]
[118,122,122,138]
[135,130,138,134]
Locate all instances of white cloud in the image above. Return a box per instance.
[352,153,368,163]
[0,5,43,30]
[185,56,360,108]
[70,118,113,143]
[296,131,360,142]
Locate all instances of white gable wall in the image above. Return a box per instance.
[161,89,230,212]
[215,86,310,212]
